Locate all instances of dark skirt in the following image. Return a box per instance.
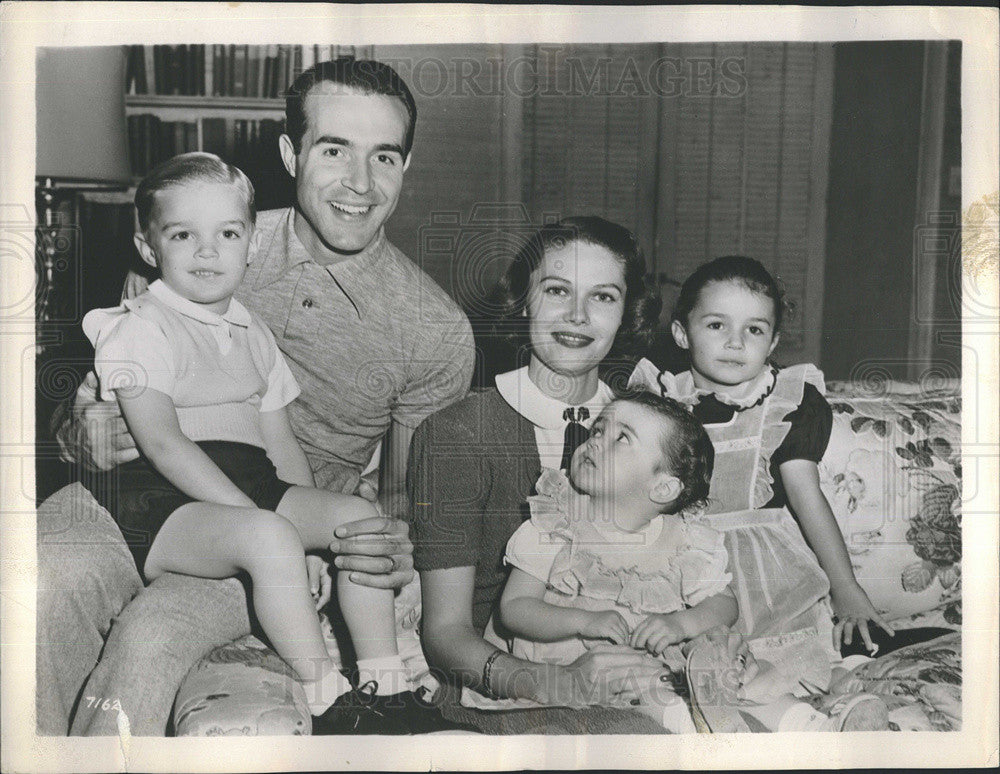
[84,441,293,575]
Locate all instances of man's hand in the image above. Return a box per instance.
[328,514,414,590]
[306,554,333,610]
[122,270,150,301]
[54,372,139,470]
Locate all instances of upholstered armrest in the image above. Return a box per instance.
[820,380,961,629]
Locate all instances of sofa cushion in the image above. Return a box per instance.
[828,631,961,730]
[172,635,310,736]
[174,575,434,736]
[820,381,961,626]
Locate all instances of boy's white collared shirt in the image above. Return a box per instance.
[494,366,613,471]
[144,279,251,355]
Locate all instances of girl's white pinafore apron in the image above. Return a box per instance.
[631,360,838,692]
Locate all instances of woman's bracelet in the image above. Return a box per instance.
[482,649,504,699]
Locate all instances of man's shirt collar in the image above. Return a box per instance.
[251,208,389,289]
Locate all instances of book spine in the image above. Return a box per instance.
[146,114,159,172]
[127,115,138,174]
[292,45,302,83]
[125,46,138,95]
[144,45,156,94]
[224,118,235,160]
[301,43,315,74]
[153,45,164,95]
[202,44,212,97]
[185,121,198,153]
[169,46,181,95]
[173,121,185,156]
[137,45,148,94]
[217,45,227,97]
[174,45,186,95]
[226,45,235,96]
[186,44,197,96]
[193,45,204,97]
[248,46,262,98]
[234,45,248,97]
[278,45,289,97]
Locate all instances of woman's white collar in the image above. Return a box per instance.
[494,367,613,430]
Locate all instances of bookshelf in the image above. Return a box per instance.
[122,44,361,208]
[122,44,368,180]
[126,95,285,120]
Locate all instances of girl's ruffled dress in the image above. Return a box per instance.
[506,467,732,669]
[461,467,731,720]
[629,359,839,695]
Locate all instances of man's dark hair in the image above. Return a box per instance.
[284,58,417,158]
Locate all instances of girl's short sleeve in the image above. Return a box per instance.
[772,383,833,464]
[84,309,176,400]
[676,523,733,608]
[505,521,565,584]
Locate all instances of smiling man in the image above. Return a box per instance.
[41,58,475,736]
[237,61,474,513]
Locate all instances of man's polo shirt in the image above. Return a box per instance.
[236,208,475,493]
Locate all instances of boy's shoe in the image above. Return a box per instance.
[311,681,479,735]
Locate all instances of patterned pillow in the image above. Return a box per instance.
[820,381,961,626]
[827,632,961,731]
[172,635,310,736]
[173,575,435,736]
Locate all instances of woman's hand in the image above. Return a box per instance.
[328,514,414,590]
[830,580,895,653]
[306,554,333,610]
[630,613,686,656]
[543,645,666,708]
[579,610,631,645]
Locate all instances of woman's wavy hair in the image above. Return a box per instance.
[489,216,661,384]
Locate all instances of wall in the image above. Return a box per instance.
[821,41,926,381]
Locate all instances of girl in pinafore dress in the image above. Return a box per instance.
[628,256,893,730]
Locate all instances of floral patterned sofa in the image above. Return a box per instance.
[168,377,962,735]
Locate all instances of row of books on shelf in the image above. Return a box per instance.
[126,45,352,99]
[128,114,285,176]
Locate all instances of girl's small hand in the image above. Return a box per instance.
[580,610,631,645]
[831,580,895,653]
[630,614,686,656]
[306,554,333,611]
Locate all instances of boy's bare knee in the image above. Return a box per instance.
[245,509,304,554]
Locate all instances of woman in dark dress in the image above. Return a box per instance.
[406,217,667,732]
